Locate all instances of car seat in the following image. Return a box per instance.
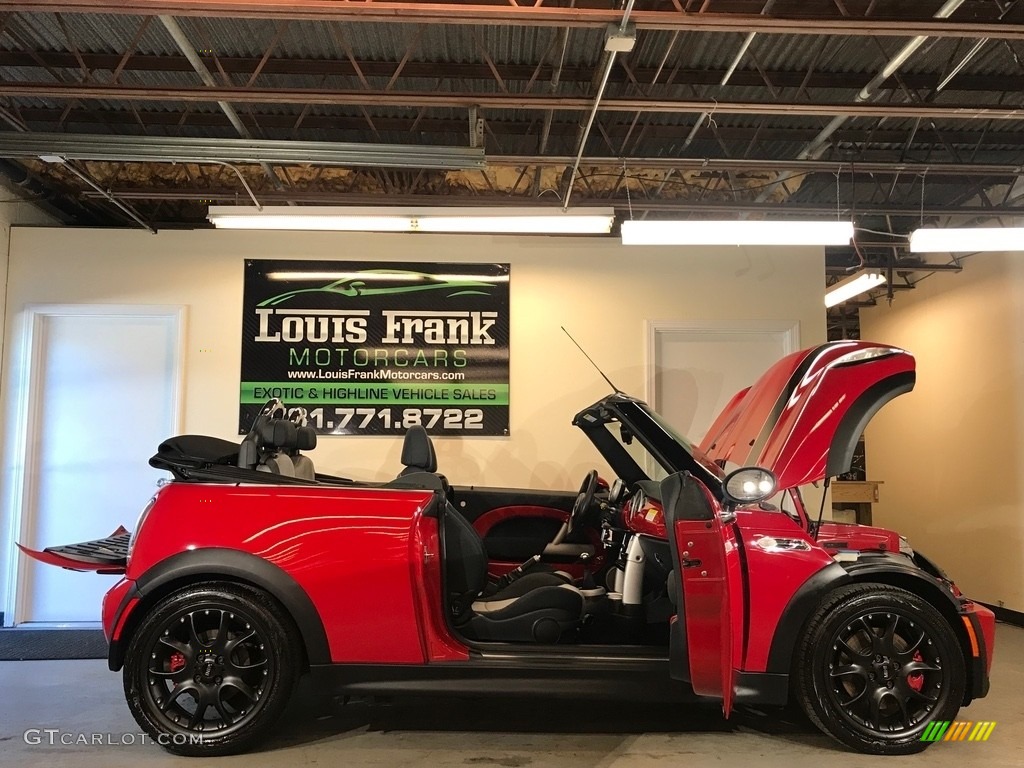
[238,419,298,476]
[291,426,317,480]
[441,502,585,643]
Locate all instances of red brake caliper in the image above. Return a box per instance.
[907,650,924,692]
[169,652,186,673]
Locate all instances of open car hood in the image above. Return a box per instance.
[699,342,915,491]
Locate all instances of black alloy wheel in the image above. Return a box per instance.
[124,582,301,756]
[794,583,965,755]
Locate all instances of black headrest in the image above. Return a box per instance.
[296,426,317,451]
[258,419,298,450]
[400,425,437,473]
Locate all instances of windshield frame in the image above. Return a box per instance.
[573,393,724,494]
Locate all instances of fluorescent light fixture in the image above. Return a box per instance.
[416,215,612,234]
[909,227,1024,253]
[208,206,614,234]
[824,270,887,308]
[213,214,412,232]
[620,219,854,246]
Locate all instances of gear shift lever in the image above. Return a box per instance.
[578,551,597,590]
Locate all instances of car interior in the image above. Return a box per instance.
[152,400,678,648]
[395,425,673,648]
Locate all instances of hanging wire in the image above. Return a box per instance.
[835,169,842,222]
[623,158,634,221]
[706,98,719,131]
[919,170,927,227]
[849,160,856,225]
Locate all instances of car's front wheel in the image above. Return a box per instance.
[123,581,301,756]
[793,582,965,755]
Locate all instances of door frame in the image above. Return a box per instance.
[644,319,801,411]
[2,304,187,625]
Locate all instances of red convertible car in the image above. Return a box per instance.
[21,341,994,757]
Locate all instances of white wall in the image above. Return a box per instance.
[861,252,1024,611]
[0,227,825,611]
[0,191,58,622]
[0,190,57,386]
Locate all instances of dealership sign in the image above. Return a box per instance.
[240,259,510,436]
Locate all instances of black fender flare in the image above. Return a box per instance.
[766,561,851,674]
[766,554,968,675]
[838,554,964,615]
[110,548,330,670]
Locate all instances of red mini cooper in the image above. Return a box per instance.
[22,341,994,757]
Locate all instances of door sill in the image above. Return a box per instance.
[469,642,668,665]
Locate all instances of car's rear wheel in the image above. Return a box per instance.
[123,581,300,756]
[793,582,965,755]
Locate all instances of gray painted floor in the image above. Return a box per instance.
[1,625,1022,767]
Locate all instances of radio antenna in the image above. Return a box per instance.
[562,327,623,394]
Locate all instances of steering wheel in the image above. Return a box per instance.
[567,469,600,535]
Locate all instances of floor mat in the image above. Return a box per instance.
[0,629,106,660]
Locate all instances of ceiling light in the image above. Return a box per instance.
[208,206,615,234]
[909,227,1024,253]
[210,211,412,232]
[620,219,854,246]
[824,270,887,308]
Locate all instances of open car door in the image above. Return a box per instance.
[661,471,744,715]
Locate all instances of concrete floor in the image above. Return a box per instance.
[1,625,1022,767]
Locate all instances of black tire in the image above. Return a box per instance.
[793,582,965,755]
[123,581,301,756]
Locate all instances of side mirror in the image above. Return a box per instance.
[722,466,777,508]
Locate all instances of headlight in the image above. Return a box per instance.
[753,535,811,553]
[722,467,777,505]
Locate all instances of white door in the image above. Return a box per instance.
[647,321,799,468]
[13,307,182,624]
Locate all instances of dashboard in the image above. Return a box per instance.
[619,484,667,539]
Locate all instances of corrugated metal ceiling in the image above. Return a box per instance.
[0,1,1021,231]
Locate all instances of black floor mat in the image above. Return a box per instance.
[0,629,106,660]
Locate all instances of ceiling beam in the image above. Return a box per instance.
[4,51,1021,93]
[0,131,487,169]
[826,263,963,273]
[7,2,1024,39]
[15,105,1024,149]
[10,131,1021,175]
[507,156,1022,176]
[3,81,1023,120]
